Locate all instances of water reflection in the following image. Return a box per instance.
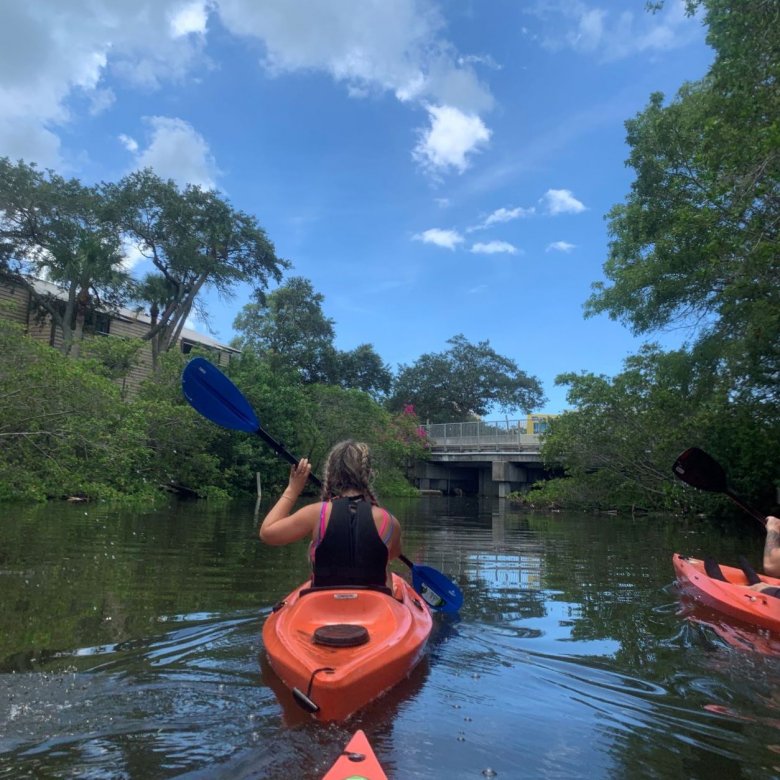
[2,499,780,778]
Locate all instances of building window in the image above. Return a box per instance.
[84,310,111,336]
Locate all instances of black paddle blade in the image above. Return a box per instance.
[672,446,767,527]
[672,447,728,493]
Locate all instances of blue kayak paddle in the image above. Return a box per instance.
[182,356,318,480]
[181,357,464,613]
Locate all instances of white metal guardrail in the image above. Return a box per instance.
[421,420,541,449]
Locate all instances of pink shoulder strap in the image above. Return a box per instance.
[378,509,393,544]
[317,501,329,542]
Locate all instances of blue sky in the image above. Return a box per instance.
[1,1,714,415]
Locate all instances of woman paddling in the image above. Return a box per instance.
[259,440,402,590]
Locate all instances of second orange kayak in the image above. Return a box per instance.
[673,553,780,633]
[263,573,432,721]
[322,730,388,780]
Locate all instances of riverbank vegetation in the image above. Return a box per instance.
[1,1,776,513]
[0,161,536,503]
[0,317,430,503]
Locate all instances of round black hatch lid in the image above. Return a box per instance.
[313,624,370,647]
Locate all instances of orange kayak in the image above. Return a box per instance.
[263,573,432,721]
[322,729,388,780]
[673,553,780,633]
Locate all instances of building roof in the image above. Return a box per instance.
[26,276,240,354]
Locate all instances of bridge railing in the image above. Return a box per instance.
[421,420,541,450]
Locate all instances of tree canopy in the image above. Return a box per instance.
[388,334,545,423]
[0,162,288,367]
[106,169,287,369]
[529,0,780,512]
[586,0,779,409]
[0,158,130,357]
[233,276,336,384]
[233,276,392,397]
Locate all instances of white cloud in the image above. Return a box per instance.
[413,104,491,175]
[169,0,210,38]
[218,0,495,174]
[434,197,450,208]
[88,88,116,116]
[528,0,700,62]
[485,205,533,225]
[469,204,534,231]
[132,116,220,189]
[413,228,464,250]
[0,0,496,177]
[541,188,586,215]
[471,240,518,255]
[218,0,492,109]
[0,0,211,165]
[458,54,502,70]
[546,240,576,253]
[120,238,149,271]
[118,133,139,153]
[0,118,62,168]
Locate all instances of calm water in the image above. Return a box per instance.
[1,497,779,779]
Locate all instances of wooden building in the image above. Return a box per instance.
[0,276,239,395]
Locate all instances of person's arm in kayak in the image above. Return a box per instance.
[763,516,780,577]
[259,458,318,545]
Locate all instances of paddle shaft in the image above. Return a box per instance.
[254,425,323,489]
[723,487,767,528]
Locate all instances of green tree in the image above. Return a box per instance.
[233,276,336,384]
[535,345,779,512]
[0,158,130,357]
[80,335,144,398]
[234,277,393,396]
[106,169,287,369]
[334,343,393,400]
[0,320,151,501]
[586,0,780,408]
[306,384,427,496]
[388,334,544,423]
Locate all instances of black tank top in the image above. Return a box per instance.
[311,498,389,587]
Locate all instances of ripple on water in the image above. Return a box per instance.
[0,611,279,778]
[409,617,779,778]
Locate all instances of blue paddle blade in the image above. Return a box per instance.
[182,357,260,434]
[409,562,464,614]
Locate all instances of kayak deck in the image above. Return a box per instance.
[321,729,388,780]
[673,553,780,633]
[263,573,432,721]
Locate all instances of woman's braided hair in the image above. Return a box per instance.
[321,440,378,505]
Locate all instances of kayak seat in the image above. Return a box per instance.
[314,624,370,647]
[298,584,393,598]
[738,555,762,585]
[703,556,728,582]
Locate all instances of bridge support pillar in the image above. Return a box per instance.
[492,461,527,498]
[415,449,544,496]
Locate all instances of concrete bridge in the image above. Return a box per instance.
[413,419,550,498]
